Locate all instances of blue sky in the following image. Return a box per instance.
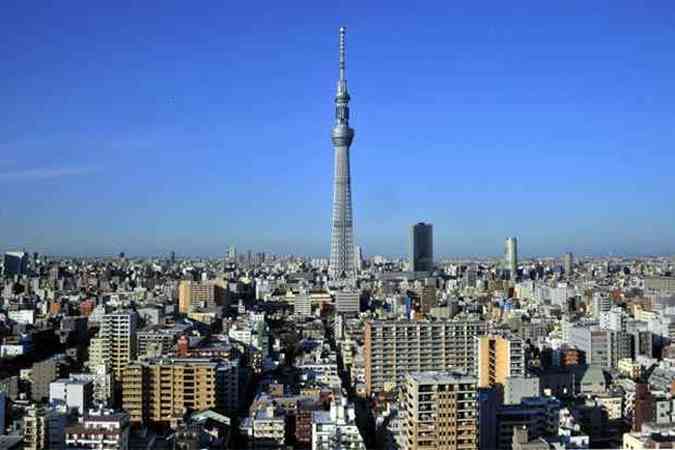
[1,1,674,258]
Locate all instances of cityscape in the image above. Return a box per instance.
[2,3,675,450]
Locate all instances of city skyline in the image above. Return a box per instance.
[2,2,675,257]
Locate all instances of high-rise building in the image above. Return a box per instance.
[504,237,518,280]
[335,290,360,315]
[401,371,478,450]
[477,334,525,389]
[122,357,239,426]
[354,245,363,272]
[3,251,29,277]
[364,319,487,394]
[563,252,573,275]
[410,223,433,272]
[329,27,356,281]
[98,312,138,382]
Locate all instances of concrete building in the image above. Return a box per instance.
[563,252,573,276]
[495,397,561,450]
[335,290,360,315]
[477,334,525,389]
[97,312,138,382]
[401,371,478,450]
[504,377,541,405]
[511,427,549,450]
[32,354,70,402]
[294,294,312,317]
[49,377,94,416]
[410,223,433,272]
[24,405,66,450]
[312,397,365,450]
[364,319,487,394]
[178,280,227,314]
[64,409,130,450]
[122,357,239,427]
[505,237,518,280]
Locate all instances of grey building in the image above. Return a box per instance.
[505,376,541,405]
[505,237,518,280]
[409,223,433,272]
[335,290,360,315]
[32,354,70,402]
[563,252,573,275]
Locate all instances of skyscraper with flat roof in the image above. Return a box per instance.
[505,237,518,280]
[410,223,433,272]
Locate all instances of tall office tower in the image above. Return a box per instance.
[122,357,239,426]
[364,319,487,394]
[504,237,518,279]
[99,312,138,382]
[410,223,433,272]
[354,245,363,271]
[170,251,176,264]
[3,251,29,277]
[563,252,573,275]
[476,334,525,388]
[329,26,356,281]
[401,371,478,450]
[228,246,237,262]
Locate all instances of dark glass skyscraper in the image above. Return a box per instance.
[410,223,433,272]
[329,27,355,280]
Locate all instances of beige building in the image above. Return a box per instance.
[122,357,239,427]
[178,280,228,314]
[402,371,478,450]
[364,319,486,394]
[477,334,525,389]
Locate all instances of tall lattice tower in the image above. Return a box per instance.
[329,26,355,280]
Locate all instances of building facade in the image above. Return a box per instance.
[364,319,487,394]
[401,371,478,450]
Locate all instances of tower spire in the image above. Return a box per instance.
[339,25,346,81]
[329,26,356,283]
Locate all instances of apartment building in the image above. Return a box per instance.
[97,312,138,381]
[401,371,478,450]
[122,357,239,427]
[477,334,525,389]
[364,319,487,394]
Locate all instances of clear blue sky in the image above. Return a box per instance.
[1,1,674,258]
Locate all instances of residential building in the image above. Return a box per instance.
[477,334,525,389]
[122,357,239,426]
[401,371,478,450]
[364,319,487,394]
